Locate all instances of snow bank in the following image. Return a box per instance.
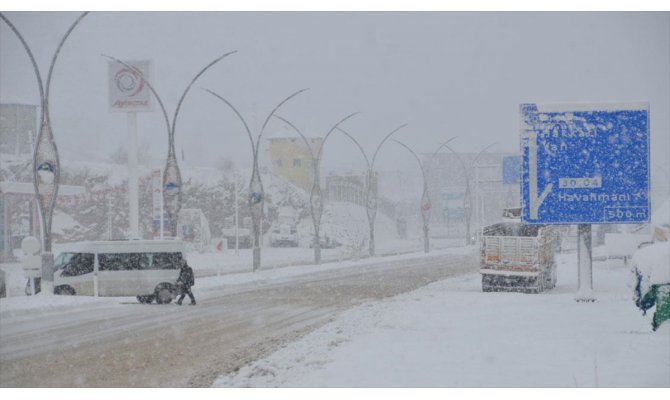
[632,241,670,287]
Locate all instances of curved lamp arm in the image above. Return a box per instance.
[317,112,360,162]
[45,12,89,123]
[0,12,46,110]
[172,50,237,139]
[370,123,408,170]
[394,140,427,184]
[256,88,309,161]
[335,126,370,171]
[204,88,255,159]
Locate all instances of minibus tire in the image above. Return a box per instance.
[55,285,75,295]
[154,283,174,304]
[137,295,155,304]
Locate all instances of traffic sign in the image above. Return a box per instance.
[520,103,650,224]
[502,155,521,184]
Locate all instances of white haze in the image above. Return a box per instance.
[0,11,668,185]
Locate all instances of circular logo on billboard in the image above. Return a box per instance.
[115,67,145,98]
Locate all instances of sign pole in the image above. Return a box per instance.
[160,178,164,240]
[128,112,139,239]
[576,224,595,301]
[235,177,239,255]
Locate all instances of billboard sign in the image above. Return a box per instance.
[520,103,650,225]
[442,190,465,221]
[108,60,153,112]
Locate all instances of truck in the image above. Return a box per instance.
[270,207,299,247]
[479,208,558,293]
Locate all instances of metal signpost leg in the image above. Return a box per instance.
[576,224,595,302]
[128,112,139,239]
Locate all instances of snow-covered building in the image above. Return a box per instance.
[266,136,322,192]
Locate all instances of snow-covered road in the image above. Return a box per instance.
[0,248,477,387]
[215,251,670,388]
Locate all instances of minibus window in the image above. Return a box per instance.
[128,253,150,270]
[99,254,124,271]
[61,253,94,276]
[54,253,75,270]
[151,252,183,270]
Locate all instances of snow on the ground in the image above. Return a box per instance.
[2,242,668,388]
[213,251,670,388]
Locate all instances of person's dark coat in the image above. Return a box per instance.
[176,262,196,305]
[177,263,195,288]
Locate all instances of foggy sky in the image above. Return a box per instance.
[1,12,668,180]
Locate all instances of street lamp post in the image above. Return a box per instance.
[1,12,89,294]
[273,112,359,264]
[444,142,497,245]
[394,138,457,253]
[336,124,408,257]
[205,88,309,271]
[104,52,237,238]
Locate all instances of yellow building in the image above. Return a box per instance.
[268,137,323,192]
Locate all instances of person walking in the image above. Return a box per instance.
[176,260,196,305]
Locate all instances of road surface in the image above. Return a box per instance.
[0,251,477,387]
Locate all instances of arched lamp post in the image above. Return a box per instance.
[336,124,408,257]
[394,138,457,253]
[443,142,497,245]
[204,88,309,271]
[1,12,89,294]
[272,112,359,264]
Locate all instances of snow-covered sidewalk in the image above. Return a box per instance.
[214,252,670,387]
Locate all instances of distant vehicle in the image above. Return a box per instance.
[270,207,299,247]
[46,240,186,304]
[220,227,253,249]
[479,208,558,293]
[309,234,341,249]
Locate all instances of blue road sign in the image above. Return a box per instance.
[502,155,522,184]
[520,103,650,225]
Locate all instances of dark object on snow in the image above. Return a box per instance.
[176,261,196,305]
[634,268,670,331]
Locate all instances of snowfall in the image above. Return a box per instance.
[2,239,669,390]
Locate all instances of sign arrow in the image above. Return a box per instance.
[529,132,553,220]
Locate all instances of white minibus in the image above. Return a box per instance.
[52,240,186,304]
